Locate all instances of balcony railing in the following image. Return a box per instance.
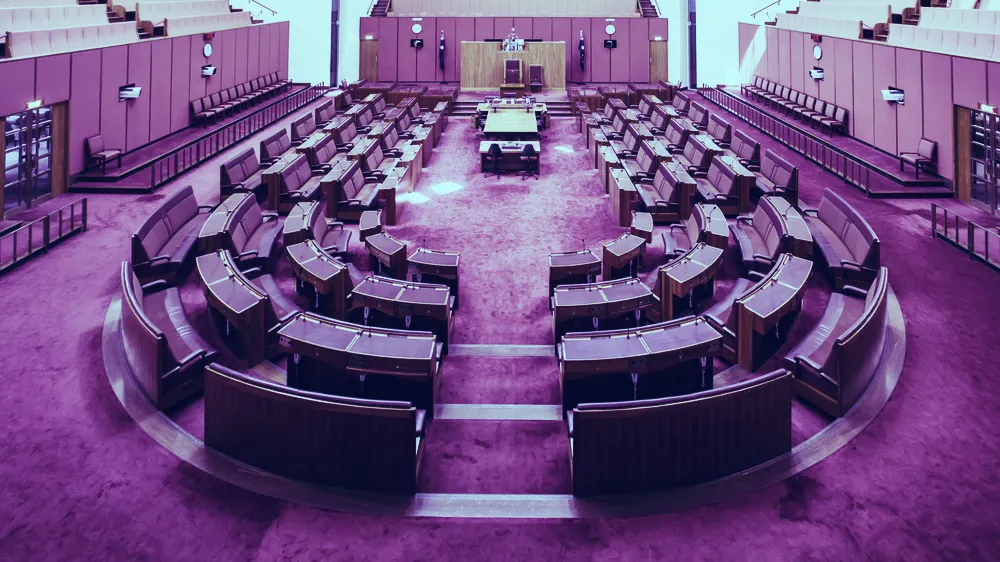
[931,203,1000,272]
[0,198,87,274]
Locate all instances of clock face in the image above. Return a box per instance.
[411,23,422,34]
[203,42,213,58]
[813,45,822,60]
[605,24,616,35]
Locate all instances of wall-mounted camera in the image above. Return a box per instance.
[604,39,617,49]
[411,38,424,48]
[201,65,217,77]
[809,67,824,80]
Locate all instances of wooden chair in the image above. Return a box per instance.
[85,134,122,173]
[899,138,937,178]
[528,64,543,92]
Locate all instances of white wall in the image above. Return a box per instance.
[230,0,334,86]
[694,0,797,87]
[337,0,367,84]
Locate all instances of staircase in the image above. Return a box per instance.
[449,100,574,118]
[638,0,658,17]
[371,0,390,17]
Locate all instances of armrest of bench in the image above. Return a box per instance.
[163,350,207,379]
[261,212,279,222]
[140,279,170,293]
[136,255,172,268]
[198,204,217,212]
[842,284,868,298]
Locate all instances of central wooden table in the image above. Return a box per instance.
[483,108,538,139]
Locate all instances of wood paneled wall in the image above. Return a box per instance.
[389,0,640,17]
[459,41,565,89]
[738,21,1000,183]
[362,16,669,85]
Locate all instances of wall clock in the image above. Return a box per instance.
[411,23,422,34]
[605,24,616,35]
[813,45,822,60]
[203,42,213,58]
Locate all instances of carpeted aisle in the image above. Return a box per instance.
[0,93,999,559]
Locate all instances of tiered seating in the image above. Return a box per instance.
[672,135,722,176]
[282,201,351,253]
[795,1,891,31]
[131,185,214,283]
[692,156,756,216]
[775,13,862,39]
[290,113,319,145]
[754,149,799,207]
[784,267,890,417]
[801,189,880,289]
[259,129,294,166]
[634,161,696,224]
[659,203,725,258]
[731,196,796,275]
[220,148,266,200]
[888,23,1000,61]
[193,74,290,125]
[919,8,1000,34]
[6,22,137,58]
[165,11,251,36]
[0,5,109,34]
[198,192,281,271]
[706,114,732,148]
[134,1,251,37]
[325,160,383,221]
[120,261,217,410]
[273,155,324,214]
[743,77,848,136]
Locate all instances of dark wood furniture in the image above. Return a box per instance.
[131,185,213,283]
[551,277,654,344]
[644,243,724,323]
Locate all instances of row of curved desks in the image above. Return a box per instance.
[558,316,723,409]
[285,239,355,319]
[552,277,654,344]
[351,275,455,352]
[647,242,725,323]
[736,253,813,370]
[278,312,443,411]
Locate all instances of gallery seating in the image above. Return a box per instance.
[775,13,862,40]
[725,129,761,170]
[191,78,277,125]
[660,202,726,258]
[220,148,267,201]
[784,267,890,417]
[634,160,696,224]
[706,114,732,148]
[164,12,252,37]
[693,155,756,215]
[898,138,937,179]
[259,128,294,166]
[274,155,324,214]
[731,196,792,276]
[795,1,891,31]
[196,249,298,365]
[744,77,849,136]
[131,185,214,283]
[801,189,881,289]
[326,160,383,222]
[119,261,217,410]
[203,363,426,494]
[85,134,123,173]
[6,21,138,58]
[567,369,792,495]
[282,200,351,255]
[753,149,799,208]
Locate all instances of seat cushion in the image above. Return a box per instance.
[143,287,215,367]
[245,220,282,264]
[806,216,854,276]
[318,228,352,255]
[662,229,692,257]
[251,274,302,325]
[783,292,865,382]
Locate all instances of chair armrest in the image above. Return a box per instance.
[343,199,363,205]
[796,355,825,374]
[325,221,345,232]
[140,279,170,293]
[290,139,305,147]
[801,208,819,217]
[747,270,766,281]
[163,350,207,378]
[668,224,685,231]
[898,151,919,156]
[752,254,775,265]
[654,199,674,207]
[636,177,654,184]
[262,213,279,222]
[690,170,708,179]
[237,250,259,259]
[336,143,354,152]
[241,267,263,279]
[842,284,869,298]
[139,255,172,267]
[363,176,382,184]
[385,149,404,158]
[364,172,387,181]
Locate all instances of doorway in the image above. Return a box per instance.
[969,109,999,212]
[359,39,379,83]
[3,105,55,216]
[649,41,668,84]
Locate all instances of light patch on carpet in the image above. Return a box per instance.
[554,145,575,154]
[398,192,431,204]
[431,181,464,195]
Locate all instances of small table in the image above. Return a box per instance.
[630,212,653,244]
[365,231,408,280]
[500,83,526,97]
[548,249,601,300]
[484,109,538,140]
[479,141,541,173]
[602,233,647,280]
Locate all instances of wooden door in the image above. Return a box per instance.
[649,41,668,83]
[360,39,379,83]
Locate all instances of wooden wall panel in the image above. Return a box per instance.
[778,29,790,86]
[475,17,493,40]
[378,18,399,82]
[460,41,566,88]
[766,26,779,81]
[953,57,987,110]
[833,38,854,135]
[871,44,898,155]
[590,18,610,82]
[895,48,924,156]
[922,52,954,181]
[851,41,874,145]
[629,19,649,84]
[789,31,804,92]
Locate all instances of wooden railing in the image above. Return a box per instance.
[701,87,873,194]
[142,84,329,190]
[0,198,87,274]
[931,203,1000,272]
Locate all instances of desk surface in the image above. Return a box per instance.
[279,312,438,362]
[409,247,460,270]
[477,102,548,113]
[353,275,451,308]
[286,240,348,293]
[662,243,724,288]
[603,233,646,260]
[478,141,541,154]
[742,255,813,320]
[561,316,721,363]
[553,277,653,309]
[484,110,538,135]
[196,250,263,316]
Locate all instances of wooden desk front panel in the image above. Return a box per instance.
[460,42,566,89]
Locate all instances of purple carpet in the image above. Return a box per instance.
[1,92,999,559]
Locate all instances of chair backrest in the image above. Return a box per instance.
[688,102,709,127]
[706,114,732,146]
[260,129,291,161]
[523,143,537,156]
[529,64,542,85]
[623,124,641,152]
[291,113,317,140]
[132,185,200,262]
[488,143,502,158]
[382,126,401,151]
[730,129,760,165]
[315,100,336,124]
[917,138,937,160]
[336,121,359,145]
[311,134,338,167]
[753,198,783,257]
[505,59,521,83]
[706,158,738,196]
[360,142,384,174]
[760,149,798,192]
[279,156,312,194]
[227,195,264,253]
[220,148,260,187]
[654,160,693,203]
[816,188,880,268]
[85,134,105,156]
[665,118,692,148]
[634,141,658,174]
[340,161,367,200]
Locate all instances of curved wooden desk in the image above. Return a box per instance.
[365,231,408,280]
[350,275,455,352]
[552,277,654,344]
[548,249,601,299]
[285,239,356,320]
[646,243,725,323]
[278,312,442,411]
[766,195,814,259]
[602,233,647,280]
[408,247,461,308]
[736,253,813,370]
[198,193,251,253]
[558,315,723,409]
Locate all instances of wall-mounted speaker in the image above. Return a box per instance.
[604,39,617,48]
[411,38,424,48]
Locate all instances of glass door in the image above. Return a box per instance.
[3,106,53,216]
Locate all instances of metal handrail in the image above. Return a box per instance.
[0,198,86,274]
[702,87,874,194]
[931,203,1000,272]
[247,0,276,16]
[141,84,330,190]
[751,0,781,19]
